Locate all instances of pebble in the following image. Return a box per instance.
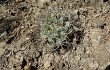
[5,50,12,57]
[106,44,110,53]
[15,0,24,3]
[74,55,81,61]
[24,64,30,70]
[0,48,5,57]
[32,51,41,58]
[97,20,106,29]
[39,0,50,3]
[0,31,7,38]
[25,37,30,40]
[76,46,86,55]
[88,60,99,70]
[38,0,51,8]
[0,42,6,47]
[44,61,51,69]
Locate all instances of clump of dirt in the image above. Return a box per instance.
[0,0,110,70]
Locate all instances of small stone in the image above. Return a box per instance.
[97,20,106,29]
[106,44,110,53]
[25,37,30,40]
[44,61,51,69]
[21,26,24,29]
[0,31,7,38]
[0,42,6,47]
[0,48,5,57]
[5,50,12,57]
[74,55,81,61]
[15,52,24,63]
[32,51,41,58]
[24,64,30,70]
[88,59,99,70]
[78,8,88,15]
[38,0,50,8]
[15,0,23,3]
[39,0,50,3]
[76,46,86,55]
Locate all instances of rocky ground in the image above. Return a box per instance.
[0,0,110,70]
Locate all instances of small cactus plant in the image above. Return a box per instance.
[40,13,74,47]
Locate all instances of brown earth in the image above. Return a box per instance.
[0,0,110,70]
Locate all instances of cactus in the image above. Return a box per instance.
[40,13,74,47]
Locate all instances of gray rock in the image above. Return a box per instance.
[76,46,86,55]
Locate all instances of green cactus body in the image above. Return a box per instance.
[40,14,74,47]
